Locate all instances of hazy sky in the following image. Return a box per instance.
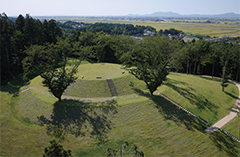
[1,0,240,16]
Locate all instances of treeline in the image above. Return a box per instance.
[0,13,62,83]
[58,21,156,36]
[1,13,240,84]
[159,28,183,36]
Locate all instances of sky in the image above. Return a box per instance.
[1,0,240,16]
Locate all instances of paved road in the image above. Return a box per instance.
[205,81,240,133]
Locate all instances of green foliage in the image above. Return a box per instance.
[220,61,230,91]
[43,140,72,157]
[124,36,176,95]
[59,21,156,36]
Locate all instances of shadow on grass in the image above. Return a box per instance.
[224,91,239,100]
[164,78,219,112]
[200,76,221,83]
[132,82,239,156]
[152,95,207,132]
[38,99,118,141]
[210,130,240,156]
[135,90,240,156]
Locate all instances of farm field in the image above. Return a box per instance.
[53,17,240,37]
[1,62,239,156]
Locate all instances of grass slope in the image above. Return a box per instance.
[157,73,239,125]
[0,91,51,156]
[64,79,112,98]
[1,89,239,156]
[112,75,148,96]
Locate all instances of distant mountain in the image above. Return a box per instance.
[147,11,181,17]
[127,11,240,18]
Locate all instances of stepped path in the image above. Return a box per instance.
[205,80,240,133]
[107,78,117,97]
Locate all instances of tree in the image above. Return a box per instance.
[43,140,72,157]
[41,39,80,101]
[219,40,231,92]
[124,36,174,95]
[23,39,81,101]
[220,61,229,92]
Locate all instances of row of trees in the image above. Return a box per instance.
[58,21,156,36]
[1,13,240,97]
[0,13,62,83]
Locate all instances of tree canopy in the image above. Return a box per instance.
[123,36,179,95]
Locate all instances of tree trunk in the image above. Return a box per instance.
[186,58,189,75]
[193,60,197,76]
[222,86,224,92]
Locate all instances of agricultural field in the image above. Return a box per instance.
[53,17,240,37]
[1,62,239,156]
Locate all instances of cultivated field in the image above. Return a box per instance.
[52,17,240,37]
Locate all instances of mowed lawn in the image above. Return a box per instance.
[2,62,239,156]
[29,64,239,126]
[157,73,239,125]
[1,89,239,156]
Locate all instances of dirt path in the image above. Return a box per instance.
[205,81,240,133]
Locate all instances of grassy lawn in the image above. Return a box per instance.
[76,63,128,80]
[2,62,239,156]
[112,75,148,96]
[157,73,239,125]
[1,89,239,156]
[0,91,51,156]
[222,115,240,139]
[64,79,112,98]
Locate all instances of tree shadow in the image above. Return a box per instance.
[38,99,118,141]
[129,81,150,97]
[164,78,219,112]
[151,95,207,132]
[200,76,221,83]
[224,91,239,100]
[133,88,239,156]
[209,130,240,156]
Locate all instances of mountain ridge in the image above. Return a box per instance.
[127,11,240,18]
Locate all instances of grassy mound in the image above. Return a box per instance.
[2,89,239,156]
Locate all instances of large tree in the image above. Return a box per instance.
[124,36,176,95]
[23,38,81,101]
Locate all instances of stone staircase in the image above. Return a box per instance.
[107,78,117,97]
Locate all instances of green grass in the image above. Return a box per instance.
[76,98,239,156]
[76,63,128,80]
[64,79,112,98]
[0,90,51,156]
[112,75,148,96]
[1,62,240,156]
[1,86,239,156]
[157,73,239,124]
[222,115,240,139]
